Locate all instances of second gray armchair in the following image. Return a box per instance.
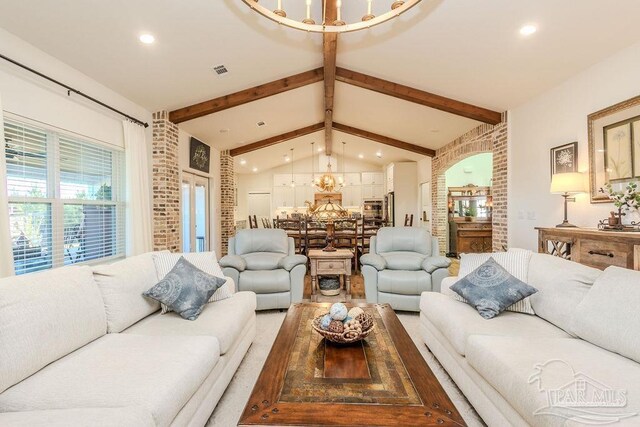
[360,227,450,312]
[219,229,307,310]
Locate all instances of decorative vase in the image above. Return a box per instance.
[622,208,640,226]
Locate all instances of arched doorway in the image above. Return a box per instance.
[431,119,508,255]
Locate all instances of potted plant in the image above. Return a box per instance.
[600,181,640,226]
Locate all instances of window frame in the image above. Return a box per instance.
[5,115,126,274]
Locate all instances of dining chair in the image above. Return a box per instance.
[333,218,359,272]
[277,217,304,254]
[305,220,327,255]
[261,217,272,228]
[248,215,258,229]
[404,214,414,227]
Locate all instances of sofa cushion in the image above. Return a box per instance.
[528,253,601,336]
[242,252,285,270]
[451,257,538,319]
[143,257,226,321]
[123,291,256,355]
[380,251,425,270]
[0,266,106,394]
[572,266,640,364]
[420,292,570,356]
[0,334,220,427]
[153,251,232,302]
[466,336,640,426]
[239,269,291,294]
[92,252,162,333]
[0,406,155,427]
[234,229,289,255]
[376,227,432,255]
[456,249,535,315]
[377,270,432,295]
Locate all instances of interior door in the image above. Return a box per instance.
[182,173,209,253]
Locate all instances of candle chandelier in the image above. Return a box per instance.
[242,0,422,34]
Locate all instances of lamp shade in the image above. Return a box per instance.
[550,172,586,194]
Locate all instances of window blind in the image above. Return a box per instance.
[4,119,125,275]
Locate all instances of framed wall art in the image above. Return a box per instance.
[550,142,578,176]
[189,137,210,173]
[588,94,640,203]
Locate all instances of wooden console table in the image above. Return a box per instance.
[308,249,353,302]
[536,227,640,271]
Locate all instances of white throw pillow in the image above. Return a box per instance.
[93,252,163,333]
[454,249,535,315]
[571,266,640,363]
[152,252,233,314]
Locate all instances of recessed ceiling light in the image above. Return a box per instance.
[284,155,290,162]
[519,24,537,36]
[358,154,364,159]
[376,151,382,158]
[139,33,155,44]
[317,147,324,152]
[219,128,230,134]
[239,159,247,165]
[252,167,258,172]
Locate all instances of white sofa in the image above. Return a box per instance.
[0,252,257,427]
[421,252,640,426]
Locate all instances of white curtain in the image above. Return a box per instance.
[123,120,152,256]
[0,94,15,277]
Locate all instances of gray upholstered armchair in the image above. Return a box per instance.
[219,229,307,310]
[360,227,450,312]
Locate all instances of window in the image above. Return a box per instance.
[5,119,125,275]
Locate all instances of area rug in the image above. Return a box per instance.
[207,310,484,427]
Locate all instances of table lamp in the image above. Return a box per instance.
[550,172,586,227]
[312,199,348,251]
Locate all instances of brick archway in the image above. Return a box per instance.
[431,116,508,255]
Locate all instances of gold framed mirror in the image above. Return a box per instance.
[588,94,640,203]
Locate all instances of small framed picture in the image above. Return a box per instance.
[189,137,210,173]
[550,142,578,176]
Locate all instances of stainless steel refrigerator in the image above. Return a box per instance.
[384,192,395,226]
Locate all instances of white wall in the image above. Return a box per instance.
[509,40,640,250]
[445,153,493,187]
[416,157,432,231]
[0,28,151,148]
[178,130,222,256]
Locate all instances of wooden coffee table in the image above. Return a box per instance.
[238,303,466,426]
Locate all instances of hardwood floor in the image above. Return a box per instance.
[303,258,460,300]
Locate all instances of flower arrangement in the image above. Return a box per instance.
[600,181,640,210]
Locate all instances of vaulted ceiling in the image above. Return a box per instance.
[2,0,640,172]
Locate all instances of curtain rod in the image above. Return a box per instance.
[0,53,149,128]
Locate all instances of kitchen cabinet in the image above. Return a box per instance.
[273,186,294,207]
[386,164,394,192]
[273,174,291,187]
[344,173,361,186]
[361,172,383,185]
[342,185,362,207]
[362,185,384,200]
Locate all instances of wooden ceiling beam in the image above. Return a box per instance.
[333,122,435,157]
[169,68,324,123]
[229,122,324,157]
[335,68,503,125]
[323,1,338,155]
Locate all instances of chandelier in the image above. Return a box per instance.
[242,0,422,34]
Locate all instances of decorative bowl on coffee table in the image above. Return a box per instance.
[312,312,375,344]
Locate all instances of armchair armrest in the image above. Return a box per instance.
[219,255,246,272]
[279,254,307,271]
[360,253,386,271]
[422,256,451,274]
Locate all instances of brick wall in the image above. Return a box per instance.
[431,114,508,255]
[152,111,181,252]
[220,150,235,256]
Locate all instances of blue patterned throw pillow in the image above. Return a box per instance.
[143,256,226,320]
[450,257,538,319]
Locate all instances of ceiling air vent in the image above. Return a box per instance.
[256,121,266,127]
[212,65,229,75]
